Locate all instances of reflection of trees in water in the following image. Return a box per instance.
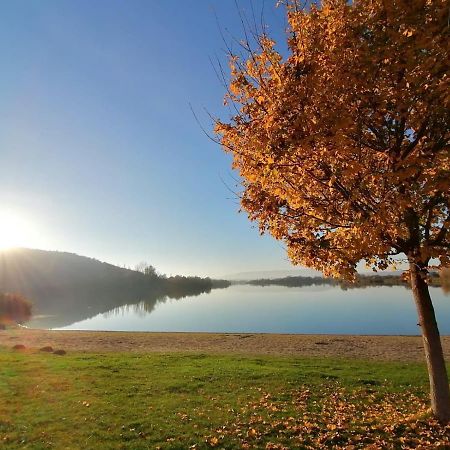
[101,296,164,319]
[103,288,212,319]
[29,279,216,328]
[117,299,164,316]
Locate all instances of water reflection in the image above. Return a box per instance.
[58,284,450,335]
[100,294,200,319]
[28,284,215,329]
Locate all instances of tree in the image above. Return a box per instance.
[0,293,32,328]
[135,262,159,278]
[215,0,450,421]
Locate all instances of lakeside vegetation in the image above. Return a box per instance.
[242,272,445,289]
[0,293,32,329]
[0,349,448,449]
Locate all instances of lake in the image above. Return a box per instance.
[31,284,450,335]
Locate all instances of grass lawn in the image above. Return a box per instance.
[0,349,449,449]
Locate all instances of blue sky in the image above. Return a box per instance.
[0,0,304,277]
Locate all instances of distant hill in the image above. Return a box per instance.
[0,248,229,328]
[0,248,146,292]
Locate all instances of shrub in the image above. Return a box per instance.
[0,293,32,327]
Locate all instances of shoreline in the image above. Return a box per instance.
[1,328,450,362]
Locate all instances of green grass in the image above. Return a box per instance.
[0,349,448,449]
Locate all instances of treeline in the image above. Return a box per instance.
[243,272,443,289]
[244,276,335,288]
[132,262,231,296]
[345,273,441,289]
[164,275,230,299]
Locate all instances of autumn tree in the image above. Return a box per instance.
[0,293,32,328]
[215,0,450,421]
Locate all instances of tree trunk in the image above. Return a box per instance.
[410,262,450,422]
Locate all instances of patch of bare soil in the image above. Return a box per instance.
[1,328,449,362]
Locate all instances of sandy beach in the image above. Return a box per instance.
[1,328,449,362]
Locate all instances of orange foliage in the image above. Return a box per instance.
[215,0,449,280]
[0,292,32,326]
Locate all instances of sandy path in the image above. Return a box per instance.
[1,328,450,362]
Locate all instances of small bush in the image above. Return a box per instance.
[0,293,32,327]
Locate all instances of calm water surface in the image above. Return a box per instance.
[58,285,450,335]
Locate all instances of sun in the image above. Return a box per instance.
[0,211,35,250]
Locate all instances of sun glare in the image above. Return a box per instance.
[0,211,35,250]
